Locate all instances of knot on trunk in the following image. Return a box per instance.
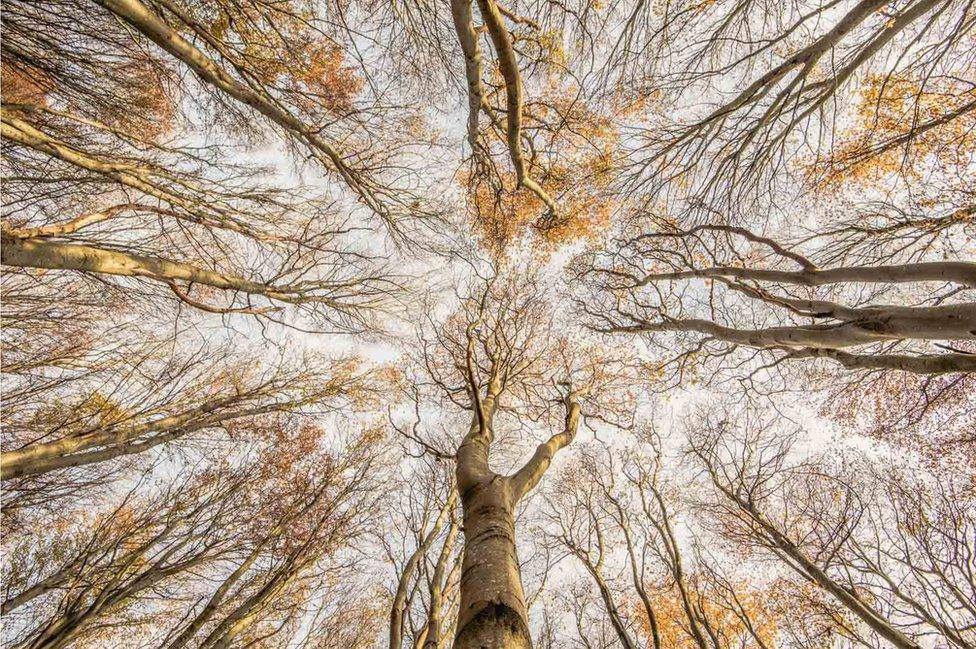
[455,601,532,649]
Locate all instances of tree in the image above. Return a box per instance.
[2,422,383,649]
[541,437,809,649]
[1,345,372,482]
[572,0,976,386]
[0,288,380,517]
[577,218,976,375]
[686,406,975,649]
[3,0,439,225]
[1,98,398,329]
[398,268,632,647]
[619,0,975,217]
[3,0,975,646]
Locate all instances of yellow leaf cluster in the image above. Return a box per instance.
[632,582,780,648]
[200,2,362,114]
[807,74,976,189]
[463,89,621,257]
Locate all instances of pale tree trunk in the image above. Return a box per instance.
[564,499,639,649]
[0,238,303,306]
[28,552,209,649]
[627,303,976,349]
[647,489,709,649]
[604,304,976,374]
[165,498,320,649]
[579,555,638,649]
[420,516,460,649]
[164,544,263,649]
[454,474,531,649]
[453,387,582,648]
[770,528,922,649]
[631,262,976,289]
[200,484,347,649]
[390,490,458,649]
[1,502,154,614]
[0,111,264,241]
[0,396,307,480]
[790,348,976,374]
[606,496,661,649]
[448,0,557,214]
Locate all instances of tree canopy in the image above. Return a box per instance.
[2,0,974,647]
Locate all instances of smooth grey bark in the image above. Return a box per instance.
[454,475,531,649]
[448,0,556,213]
[0,238,307,305]
[598,302,976,374]
[453,385,582,648]
[1,395,310,480]
[422,517,460,649]
[390,491,458,649]
[628,262,976,289]
[616,303,976,348]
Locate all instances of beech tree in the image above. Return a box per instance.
[577,218,976,375]
[0,279,379,518]
[396,269,632,647]
[540,437,827,649]
[1,344,372,481]
[0,95,398,328]
[3,0,975,647]
[619,0,976,216]
[2,0,438,224]
[686,407,975,649]
[3,2,401,645]
[0,0,439,329]
[2,421,383,649]
[573,0,975,382]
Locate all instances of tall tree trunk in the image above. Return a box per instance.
[391,491,458,649]
[422,516,460,649]
[450,321,583,647]
[454,475,531,649]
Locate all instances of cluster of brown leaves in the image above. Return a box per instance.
[464,88,621,257]
[808,74,976,189]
